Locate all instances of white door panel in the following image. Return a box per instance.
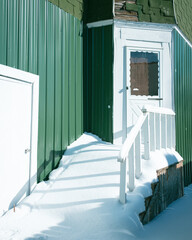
[126,45,165,133]
[0,77,32,214]
[113,25,173,145]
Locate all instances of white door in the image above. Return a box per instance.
[126,46,164,133]
[0,76,32,215]
[113,24,173,145]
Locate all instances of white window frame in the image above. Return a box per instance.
[126,46,163,104]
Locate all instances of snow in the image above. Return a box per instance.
[0,133,190,240]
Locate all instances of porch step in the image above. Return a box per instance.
[139,161,184,225]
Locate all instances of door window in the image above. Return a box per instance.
[130,51,159,96]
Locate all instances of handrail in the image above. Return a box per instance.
[118,105,176,204]
[118,113,147,162]
[142,105,175,115]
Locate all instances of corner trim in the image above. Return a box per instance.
[174,26,192,49]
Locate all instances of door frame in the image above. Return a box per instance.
[0,64,39,193]
[113,21,173,145]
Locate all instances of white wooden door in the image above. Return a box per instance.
[126,46,164,133]
[113,24,173,145]
[0,77,32,215]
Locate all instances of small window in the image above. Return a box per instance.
[130,51,159,96]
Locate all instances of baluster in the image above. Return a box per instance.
[119,158,128,204]
[161,114,167,148]
[143,115,150,160]
[172,115,176,149]
[167,115,172,148]
[150,112,155,151]
[155,113,161,150]
[135,131,141,179]
[165,114,168,148]
[128,144,135,192]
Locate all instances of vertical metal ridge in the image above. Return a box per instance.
[174,29,192,186]
[74,18,77,140]
[60,8,64,152]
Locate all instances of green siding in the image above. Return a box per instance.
[0,0,83,182]
[174,30,192,186]
[84,25,113,143]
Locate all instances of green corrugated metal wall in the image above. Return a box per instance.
[0,0,83,182]
[84,25,113,143]
[174,30,192,186]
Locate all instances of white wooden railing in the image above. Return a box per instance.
[118,105,175,204]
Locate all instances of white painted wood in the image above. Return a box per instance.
[149,113,155,151]
[123,40,162,50]
[143,116,150,160]
[113,24,173,145]
[121,28,171,43]
[128,144,135,192]
[161,114,167,148]
[135,131,141,179]
[113,35,126,145]
[118,106,175,162]
[0,64,38,84]
[164,114,168,148]
[161,42,173,109]
[118,114,147,161]
[155,113,161,150]
[87,19,113,28]
[119,160,127,204]
[172,115,176,149]
[167,115,172,148]
[142,105,175,115]
[114,20,174,32]
[0,65,39,215]
[0,78,31,214]
[118,105,175,202]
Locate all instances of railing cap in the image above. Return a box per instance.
[142,105,175,115]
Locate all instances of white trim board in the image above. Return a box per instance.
[114,20,175,32]
[87,19,113,28]
[0,64,39,193]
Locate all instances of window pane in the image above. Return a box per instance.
[130,52,159,96]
